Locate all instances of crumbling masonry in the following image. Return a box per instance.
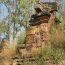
[26,2,57,49]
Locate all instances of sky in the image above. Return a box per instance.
[0,3,8,20]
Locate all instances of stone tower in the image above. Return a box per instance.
[26,2,57,49]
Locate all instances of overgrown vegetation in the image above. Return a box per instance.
[18,47,65,65]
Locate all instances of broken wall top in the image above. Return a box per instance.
[29,15,50,26]
[34,2,57,13]
[29,2,57,26]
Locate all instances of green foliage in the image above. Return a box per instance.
[0,21,6,35]
[17,32,26,44]
[20,0,34,8]
[0,0,36,41]
[19,0,36,28]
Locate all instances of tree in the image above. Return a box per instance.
[0,0,36,43]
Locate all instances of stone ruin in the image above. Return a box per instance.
[0,2,62,65]
[12,2,58,65]
[16,1,58,58]
[26,2,57,49]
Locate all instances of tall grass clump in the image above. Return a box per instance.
[0,39,16,65]
[50,26,65,51]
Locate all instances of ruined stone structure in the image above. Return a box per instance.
[12,2,58,65]
[26,2,57,49]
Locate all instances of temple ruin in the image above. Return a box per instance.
[26,2,57,49]
[15,2,58,57]
[12,2,58,65]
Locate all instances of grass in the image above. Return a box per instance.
[19,47,65,65]
[0,39,16,65]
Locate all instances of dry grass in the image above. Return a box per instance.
[0,39,17,65]
[50,27,65,46]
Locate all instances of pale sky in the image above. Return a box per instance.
[0,3,8,20]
